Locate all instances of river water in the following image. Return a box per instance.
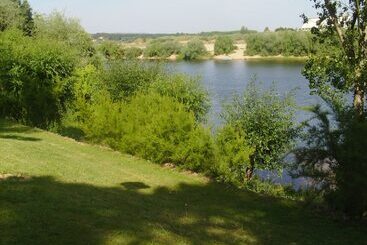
[165,60,323,188]
[166,60,323,125]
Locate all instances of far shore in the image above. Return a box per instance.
[138,54,308,62]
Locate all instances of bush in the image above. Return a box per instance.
[144,39,182,58]
[34,12,94,58]
[103,61,164,100]
[123,47,143,59]
[215,124,253,184]
[0,29,77,128]
[102,61,210,121]
[214,36,236,55]
[181,39,207,60]
[222,81,297,181]
[149,74,210,121]
[63,91,216,172]
[245,31,314,56]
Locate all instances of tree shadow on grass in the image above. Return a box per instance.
[0,134,41,141]
[0,176,365,245]
[0,120,38,134]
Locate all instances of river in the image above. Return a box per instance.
[166,59,323,125]
[166,60,322,188]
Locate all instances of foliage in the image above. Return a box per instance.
[0,29,77,128]
[215,124,253,183]
[2,120,366,245]
[292,104,367,218]
[97,40,122,60]
[149,74,210,121]
[181,39,207,60]
[222,81,297,180]
[64,91,216,172]
[118,93,215,171]
[245,31,314,56]
[34,12,94,57]
[103,61,164,100]
[144,39,182,58]
[302,0,367,117]
[0,0,22,32]
[123,47,143,59]
[214,36,236,55]
[0,0,33,35]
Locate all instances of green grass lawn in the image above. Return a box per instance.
[0,120,365,245]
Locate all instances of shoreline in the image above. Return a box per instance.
[138,55,308,62]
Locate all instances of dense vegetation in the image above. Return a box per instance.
[144,39,182,58]
[245,31,315,56]
[181,39,207,60]
[291,0,367,218]
[1,0,366,224]
[214,36,236,55]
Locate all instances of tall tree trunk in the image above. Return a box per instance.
[354,84,365,120]
[245,154,255,181]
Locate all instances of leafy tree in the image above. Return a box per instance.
[19,0,33,35]
[302,0,367,118]
[214,36,236,55]
[181,39,207,60]
[292,104,367,218]
[0,0,22,31]
[222,81,297,180]
[34,12,94,57]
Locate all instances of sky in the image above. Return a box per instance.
[28,0,317,34]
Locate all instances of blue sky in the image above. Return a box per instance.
[28,0,316,33]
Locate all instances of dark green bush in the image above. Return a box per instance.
[181,39,207,60]
[214,36,236,55]
[293,106,367,218]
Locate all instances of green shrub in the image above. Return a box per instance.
[118,92,215,171]
[144,39,182,58]
[222,81,297,180]
[34,12,94,57]
[103,61,164,100]
[0,29,77,128]
[181,39,207,60]
[123,47,143,59]
[63,91,216,172]
[245,31,314,56]
[215,124,253,184]
[214,36,236,55]
[98,41,122,60]
[149,74,210,121]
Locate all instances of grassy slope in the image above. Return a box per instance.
[0,120,365,245]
